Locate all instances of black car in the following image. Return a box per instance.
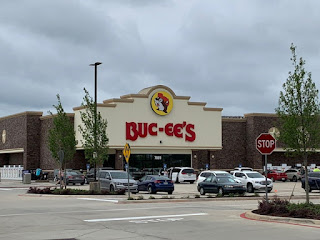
[65,171,86,185]
[197,175,246,196]
[301,172,320,192]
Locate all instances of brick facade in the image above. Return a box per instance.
[1,112,320,171]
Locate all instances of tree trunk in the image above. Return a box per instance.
[304,154,309,204]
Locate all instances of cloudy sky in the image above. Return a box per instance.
[1,0,319,118]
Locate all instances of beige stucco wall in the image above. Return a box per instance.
[74,86,222,154]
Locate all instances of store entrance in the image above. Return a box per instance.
[128,154,191,180]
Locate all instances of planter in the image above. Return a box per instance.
[89,181,100,192]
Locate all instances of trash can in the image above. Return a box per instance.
[23,173,31,184]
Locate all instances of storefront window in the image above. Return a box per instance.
[128,154,191,180]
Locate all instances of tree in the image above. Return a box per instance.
[48,94,77,189]
[78,88,109,180]
[275,44,320,204]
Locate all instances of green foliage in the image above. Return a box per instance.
[27,187,125,195]
[194,194,200,198]
[78,88,109,168]
[136,195,144,200]
[48,94,77,168]
[276,44,320,155]
[149,195,155,199]
[275,44,320,203]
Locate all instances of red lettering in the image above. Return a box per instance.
[185,124,196,142]
[138,123,148,138]
[148,123,158,136]
[126,122,139,141]
[173,123,183,138]
[165,123,174,136]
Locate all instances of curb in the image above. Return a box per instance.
[243,211,320,227]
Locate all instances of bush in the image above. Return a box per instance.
[254,197,320,220]
[27,187,125,195]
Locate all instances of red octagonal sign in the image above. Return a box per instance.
[256,133,276,155]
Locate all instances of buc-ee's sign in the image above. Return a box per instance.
[126,122,196,142]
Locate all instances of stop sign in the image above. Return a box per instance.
[256,133,276,155]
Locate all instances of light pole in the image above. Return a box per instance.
[89,62,102,180]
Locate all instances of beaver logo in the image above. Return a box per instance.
[151,91,173,116]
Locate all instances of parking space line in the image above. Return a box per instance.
[77,198,119,203]
[84,213,208,222]
[0,188,13,191]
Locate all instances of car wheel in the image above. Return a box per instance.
[81,182,84,185]
[176,177,180,183]
[168,191,173,195]
[268,189,272,193]
[282,179,287,182]
[293,176,297,182]
[110,185,115,193]
[73,183,76,185]
[199,187,205,195]
[190,181,195,184]
[247,183,254,193]
[271,177,275,182]
[148,186,155,194]
[218,187,224,196]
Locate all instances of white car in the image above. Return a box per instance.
[232,171,273,193]
[196,170,241,186]
[230,167,253,174]
[167,167,196,184]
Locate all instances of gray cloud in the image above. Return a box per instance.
[1,0,320,118]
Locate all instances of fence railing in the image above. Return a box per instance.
[0,165,24,180]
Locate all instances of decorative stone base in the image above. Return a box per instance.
[89,182,100,192]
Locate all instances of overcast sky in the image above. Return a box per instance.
[1,0,319,118]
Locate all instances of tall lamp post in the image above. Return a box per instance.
[89,62,102,180]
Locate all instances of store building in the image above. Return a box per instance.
[0,85,318,175]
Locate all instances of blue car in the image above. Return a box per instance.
[301,172,320,192]
[138,175,174,194]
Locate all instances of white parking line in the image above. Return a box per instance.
[77,198,119,203]
[84,213,208,222]
[0,188,13,191]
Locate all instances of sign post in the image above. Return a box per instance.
[256,133,276,202]
[123,143,131,198]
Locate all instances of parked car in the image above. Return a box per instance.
[197,175,246,196]
[167,167,196,184]
[285,168,302,182]
[65,170,86,185]
[230,167,253,174]
[301,172,320,192]
[232,171,273,193]
[196,170,241,186]
[86,167,114,183]
[265,170,288,182]
[137,175,174,194]
[98,170,138,193]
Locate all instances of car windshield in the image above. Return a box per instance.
[216,173,231,177]
[153,176,170,180]
[246,172,264,178]
[110,172,133,179]
[217,177,236,183]
[182,169,194,174]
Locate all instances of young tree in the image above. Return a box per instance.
[276,44,320,204]
[78,88,109,181]
[48,94,77,189]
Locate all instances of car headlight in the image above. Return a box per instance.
[255,181,261,184]
[224,185,234,188]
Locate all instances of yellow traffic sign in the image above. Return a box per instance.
[123,143,131,163]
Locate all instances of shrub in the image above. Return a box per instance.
[194,194,200,198]
[27,187,125,195]
[149,196,155,199]
[136,195,144,200]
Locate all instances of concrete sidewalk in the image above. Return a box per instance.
[0,179,57,188]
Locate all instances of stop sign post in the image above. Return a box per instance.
[256,133,276,202]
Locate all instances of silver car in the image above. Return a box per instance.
[99,170,138,193]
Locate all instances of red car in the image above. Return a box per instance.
[266,170,288,182]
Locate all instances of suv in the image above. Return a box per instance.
[232,171,273,193]
[98,170,138,193]
[230,167,253,174]
[167,167,196,184]
[285,168,301,182]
